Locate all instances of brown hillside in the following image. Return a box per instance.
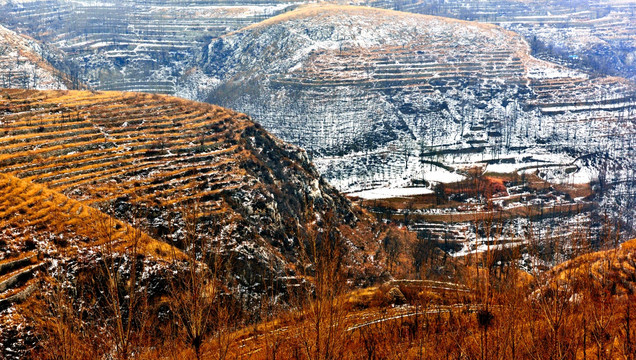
[0,88,388,359]
[546,237,636,295]
[0,172,181,352]
[0,88,384,290]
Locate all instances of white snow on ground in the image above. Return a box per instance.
[419,167,466,183]
[0,25,68,90]
[541,99,636,113]
[560,166,596,184]
[525,59,587,79]
[191,4,634,196]
[486,163,529,173]
[0,0,39,4]
[519,165,597,184]
[452,240,527,258]
[149,4,293,19]
[347,187,433,199]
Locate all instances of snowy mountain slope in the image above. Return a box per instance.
[365,0,636,81]
[0,0,631,93]
[0,25,72,89]
[0,0,302,94]
[185,4,635,192]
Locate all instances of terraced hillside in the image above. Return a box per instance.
[504,3,636,82]
[0,88,384,295]
[185,4,635,255]
[0,171,181,358]
[0,0,302,94]
[0,172,174,296]
[200,235,636,360]
[366,0,636,81]
[547,237,636,293]
[190,5,635,190]
[0,24,74,89]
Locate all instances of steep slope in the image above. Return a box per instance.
[547,237,636,295]
[0,24,73,89]
[0,173,173,264]
[0,172,180,358]
[0,0,302,94]
[0,88,384,293]
[366,0,636,81]
[186,5,635,234]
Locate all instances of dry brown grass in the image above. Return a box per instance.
[188,239,636,360]
[0,89,254,214]
[0,172,180,261]
[239,3,503,34]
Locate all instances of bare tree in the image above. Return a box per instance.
[382,228,400,273]
[296,210,351,360]
[94,206,150,360]
[168,201,234,360]
[29,274,91,360]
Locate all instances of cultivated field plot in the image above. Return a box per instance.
[0,89,251,209]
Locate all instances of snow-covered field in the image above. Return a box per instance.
[348,187,433,199]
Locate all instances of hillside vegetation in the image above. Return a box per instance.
[0,88,387,284]
[0,25,74,89]
[181,236,636,360]
[0,2,632,358]
[0,171,183,357]
[0,88,389,359]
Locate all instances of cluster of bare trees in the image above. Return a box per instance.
[342,238,635,359]
[29,203,360,359]
[27,200,239,360]
[23,193,636,360]
[293,212,351,360]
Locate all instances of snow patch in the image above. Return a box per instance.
[347,187,433,200]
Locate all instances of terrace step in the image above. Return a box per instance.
[0,281,37,312]
[0,255,38,278]
[0,263,43,297]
